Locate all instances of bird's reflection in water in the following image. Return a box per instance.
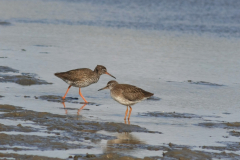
[61,102,68,114]
[105,132,145,152]
[77,103,87,115]
[104,119,145,152]
[61,102,87,118]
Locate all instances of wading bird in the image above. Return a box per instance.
[55,65,115,103]
[98,80,153,120]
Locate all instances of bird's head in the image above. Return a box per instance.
[94,65,116,79]
[98,80,118,91]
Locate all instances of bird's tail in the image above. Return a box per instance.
[54,72,62,78]
[143,91,154,98]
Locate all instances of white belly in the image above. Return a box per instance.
[111,93,140,106]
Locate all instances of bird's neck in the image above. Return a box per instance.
[95,67,103,75]
[93,68,100,75]
[94,70,101,78]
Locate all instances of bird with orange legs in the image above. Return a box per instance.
[55,65,116,103]
[98,80,153,120]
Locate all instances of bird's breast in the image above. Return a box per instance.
[110,92,136,106]
[68,76,99,88]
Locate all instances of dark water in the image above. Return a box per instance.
[2,0,240,37]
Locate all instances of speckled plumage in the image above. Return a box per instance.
[55,65,115,102]
[55,68,100,88]
[110,84,153,106]
[98,80,154,120]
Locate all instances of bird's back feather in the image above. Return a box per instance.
[114,84,153,102]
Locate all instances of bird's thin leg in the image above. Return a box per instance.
[124,106,129,120]
[79,88,88,103]
[77,104,87,115]
[62,85,71,100]
[128,106,132,120]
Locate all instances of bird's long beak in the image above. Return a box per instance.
[98,85,108,91]
[105,72,116,79]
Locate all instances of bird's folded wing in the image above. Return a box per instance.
[60,69,93,82]
[122,86,146,101]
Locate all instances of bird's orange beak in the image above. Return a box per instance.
[105,72,116,79]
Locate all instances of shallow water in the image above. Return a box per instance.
[1,0,240,159]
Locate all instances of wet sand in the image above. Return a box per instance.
[0,66,52,85]
[1,35,240,159]
[1,43,240,159]
[0,103,240,159]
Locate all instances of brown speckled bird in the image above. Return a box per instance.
[55,65,115,103]
[98,80,153,120]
